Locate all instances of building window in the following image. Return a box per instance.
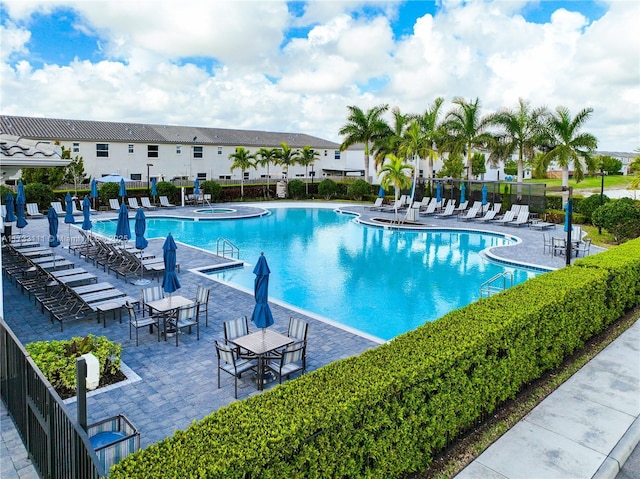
[96,143,109,158]
[131,173,142,181]
[243,172,250,180]
[334,150,341,160]
[193,146,203,158]
[217,147,223,155]
[148,145,159,158]
[176,145,182,154]
[128,144,134,154]
[218,175,231,180]
[73,143,80,153]
[324,150,328,156]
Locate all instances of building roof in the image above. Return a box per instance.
[0,115,341,149]
[0,134,69,182]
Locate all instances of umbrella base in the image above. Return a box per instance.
[253,371,276,385]
[131,278,152,286]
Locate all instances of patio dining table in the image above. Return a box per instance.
[230,329,294,391]
[145,295,194,340]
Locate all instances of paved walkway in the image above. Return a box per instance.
[1,201,637,478]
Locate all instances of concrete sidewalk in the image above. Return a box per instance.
[456,319,640,479]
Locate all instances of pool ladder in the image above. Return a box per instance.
[216,237,239,259]
[479,271,514,298]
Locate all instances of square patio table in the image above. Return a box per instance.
[231,329,294,391]
[145,295,194,340]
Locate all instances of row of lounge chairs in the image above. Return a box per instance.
[109,196,175,211]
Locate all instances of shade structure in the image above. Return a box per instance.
[134,208,148,250]
[95,174,133,183]
[436,183,442,204]
[90,179,98,210]
[162,233,181,295]
[81,196,92,231]
[460,183,466,204]
[115,203,131,241]
[251,253,274,329]
[151,177,157,197]
[378,186,385,198]
[47,207,60,247]
[481,184,488,205]
[119,179,127,202]
[15,181,27,230]
[4,193,16,222]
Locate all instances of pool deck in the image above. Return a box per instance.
[3,200,635,479]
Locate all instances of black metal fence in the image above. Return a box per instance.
[0,319,106,479]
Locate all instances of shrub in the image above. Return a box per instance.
[26,335,121,392]
[202,181,222,201]
[156,181,178,203]
[99,182,120,202]
[592,198,640,242]
[318,179,338,200]
[0,185,14,203]
[24,182,55,212]
[576,194,611,223]
[347,179,371,201]
[287,179,306,199]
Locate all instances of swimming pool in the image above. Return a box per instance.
[94,208,538,341]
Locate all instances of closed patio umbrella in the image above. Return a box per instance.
[3,192,16,240]
[81,196,92,232]
[151,177,157,203]
[115,203,131,242]
[16,180,28,233]
[47,207,60,247]
[436,183,442,205]
[64,192,75,248]
[119,179,127,204]
[251,252,274,330]
[378,185,385,198]
[460,183,466,205]
[162,233,181,295]
[90,179,98,210]
[481,184,488,206]
[133,208,150,285]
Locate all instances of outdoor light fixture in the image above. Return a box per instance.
[147,163,154,196]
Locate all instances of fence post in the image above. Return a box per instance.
[76,357,87,432]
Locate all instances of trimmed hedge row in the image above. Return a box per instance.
[110,239,640,478]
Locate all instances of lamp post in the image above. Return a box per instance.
[146,163,154,197]
[599,168,605,235]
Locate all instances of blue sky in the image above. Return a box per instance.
[0,1,637,150]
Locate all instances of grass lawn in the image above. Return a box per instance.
[525,175,633,192]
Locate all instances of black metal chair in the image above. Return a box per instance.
[266,342,306,384]
[167,303,200,347]
[194,285,210,327]
[215,340,257,398]
[125,301,160,346]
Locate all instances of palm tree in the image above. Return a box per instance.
[256,147,279,198]
[339,104,390,182]
[411,97,445,182]
[398,121,429,202]
[297,145,319,195]
[229,147,256,199]
[490,98,548,183]
[372,107,407,172]
[442,97,495,181]
[276,142,300,179]
[378,154,413,222]
[542,106,598,190]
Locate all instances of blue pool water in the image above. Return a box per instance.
[94,208,538,340]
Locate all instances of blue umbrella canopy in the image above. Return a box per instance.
[134,208,148,250]
[564,199,572,232]
[460,183,466,204]
[15,181,27,229]
[119,178,127,199]
[162,233,181,294]
[90,179,98,198]
[47,207,60,247]
[4,193,16,222]
[81,196,92,231]
[251,253,274,329]
[115,203,131,241]
[481,184,488,205]
[378,186,385,198]
[436,183,442,204]
[64,192,75,224]
[151,177,157,196]
[194,177,200,194]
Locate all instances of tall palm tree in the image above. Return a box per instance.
[442,97,495,181]
[256,147,279,198]
[378,154,413,222]
[399,121,429,202]
[339,104,390,182]
[372,107,407,172]
[229,147,256,199]
[297,145,319,195]
[412,97,445,182]
[490,98,548,183]
[543,106,598,190]
[276,142,300,179]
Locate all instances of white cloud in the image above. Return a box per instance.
[1,0,638,150]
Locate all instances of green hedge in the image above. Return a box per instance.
[110,239,640,478]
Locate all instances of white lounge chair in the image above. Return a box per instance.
[365,198,384,211]
[494,206,520,224]
[140,197,157,210]
[457,203,481,221]
[434,201,457,218]
[128,197,141,209]
[508,209,530,227]
[50,202,64,215]
[109,199,121,211]
[26,203,44,218]
[70,200,84,216]
[159,196,176,208]
[418,198,438,216]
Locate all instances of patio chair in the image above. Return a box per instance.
[434,201,456,218]
[109,198,121,211]
[141,284,164,316]
[365,197,384,211]
[287,316,308,344]
[128,197,141,209]
[507,209,530,227]
[70,200,84,216]
[194,285,210,327]
[543,233,553,254]
[457,203,481,221]
[50,201,64,214]
[418,199,438,216]
[266,342,306,384]
[125,301,160,346]
[167,303,200,346]
[575,238,591,257]
[552,237,566,256]
[224,316,253,358]
[159,196,176,208]
[140,197,157,210]
[88,414,140,472]
[215,340,258,399]
[26,203,44,218]
[494,207,518,224]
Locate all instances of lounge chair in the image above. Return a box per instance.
[494,206,519,224]
[365,198,384,211]
[140,197,157,210]
[70,200,84,216]
[109,199,121,211]
[457,203,481,221]
[418,199,438,216]
[26,203,44,218]
[50,202,64,215]
[508,209,530,227]
[159,196,176,208]
[454,201,469,213]
[128,197,141,209]
[434,201,457,218]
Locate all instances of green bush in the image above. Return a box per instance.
[26,335,121,392]
[318,179,338,200]
[24,182,55,212]
[111,239,640,479]
[347,179,372,201]
[287,179,306,199]
[202,181,222,201]
[592,198,640,242]
[156,182,178,203]
[99,182,120,202]
[576,194,611,223]
[0,185,14,204]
